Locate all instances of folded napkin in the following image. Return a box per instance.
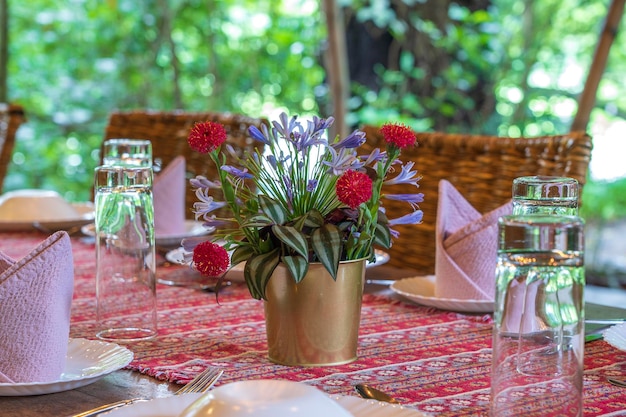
[435,180,512,301]
[153,156,187,236]
[0,231,74,383]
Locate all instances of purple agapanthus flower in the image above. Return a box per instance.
[267,155,278,169]
[323,147,362,175]
[389,210,424,226]
[248,125,270,145]
[272,112,299,140]
[307,179,318,192]
[221,165,253,179]
[384,193,425,209]
[190,175,221,189]
[201,215,231,228]
[192,188,227,220]
[384,161,421,188]
[283,175,293,202]
[360,148,386,166]
[331,129,366,150]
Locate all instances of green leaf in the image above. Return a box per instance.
[272,225,309,258]
[231,245,255,266]
[242,214,273,228]
[311,224,342,280]
[374,222,392,249]
[258,195,287,225]
[302,209,325,228]
[244,248,280,300]
[282,255,309,283]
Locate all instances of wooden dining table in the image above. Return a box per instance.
[1,230,626,417]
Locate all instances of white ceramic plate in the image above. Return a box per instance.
[391,275,494,313]
[101,392,426,417]
[603,322,626,351]
[0,338,133,396]
[165,248,391,283]
[154,221,213,246]
[0,203,95,232]
[82,220,212,247]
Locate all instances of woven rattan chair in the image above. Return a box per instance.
[361,127,593,274]
[0,104,26,192]
[102,110,266,219]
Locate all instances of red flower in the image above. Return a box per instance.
[192,241,230,277]
[379,123,416,149]
[188,121,228,154]
[336,170,373,209]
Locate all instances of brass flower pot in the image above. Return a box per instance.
[263,259,366,366]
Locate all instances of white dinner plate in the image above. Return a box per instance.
[82,220,212,247]
[603,322,626,351]
[391,275,494,313]
[0,338,133,396]
[0,203,95,232]
[165,248,391,283]
[101,392,426,417]
[154,221,213,246]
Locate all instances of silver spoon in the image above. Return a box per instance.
[354,384,399,404]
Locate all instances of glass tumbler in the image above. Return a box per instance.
[512,176,579,216]
[94,166,157,341]
[491,215,584,417]
[102,138,153,168]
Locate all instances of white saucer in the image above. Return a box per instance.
[0,338,133,396]
[391,276,494,313]
[82,220,212,247]
[0,203,95,232]
[100,392,425,417]
[603,322,626,352]
[165,248,391,283]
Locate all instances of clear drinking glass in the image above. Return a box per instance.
[94,166,157,341]
[491,215,584,417]
[512,176,579,215]
[102,138,153,168]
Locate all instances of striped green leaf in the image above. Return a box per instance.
[302,209,324,228]
[258,195,287,225]
[374,222,392,248]
[244,248,280,300]
[272,225,308,258]
[311,224,342,280]
[282,255,309,283]
[241,214,273,228]
[230,245,255,267]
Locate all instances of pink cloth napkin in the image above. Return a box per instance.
[153,156,187,236]
[0,231,74,383]
[434,180,512,301]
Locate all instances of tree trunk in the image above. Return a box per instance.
[0,0,8,102]
[572,0,625,132]
[322,0,350,138]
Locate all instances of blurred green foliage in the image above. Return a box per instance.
[4,0,626,225]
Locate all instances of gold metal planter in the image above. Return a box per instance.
[263,259,366,366]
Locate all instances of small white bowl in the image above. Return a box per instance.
[178,379,352,417]
[0,189,79,222]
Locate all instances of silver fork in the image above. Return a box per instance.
[175,366,224,395]
[71,367,223,417]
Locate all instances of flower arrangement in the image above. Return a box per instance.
[184,112,424,300]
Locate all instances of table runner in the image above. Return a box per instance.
[2,232,626,416]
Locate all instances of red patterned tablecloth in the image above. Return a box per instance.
[2,232,626,416]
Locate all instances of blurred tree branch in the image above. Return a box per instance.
[572,0,625,132]
[0,0,7,102]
